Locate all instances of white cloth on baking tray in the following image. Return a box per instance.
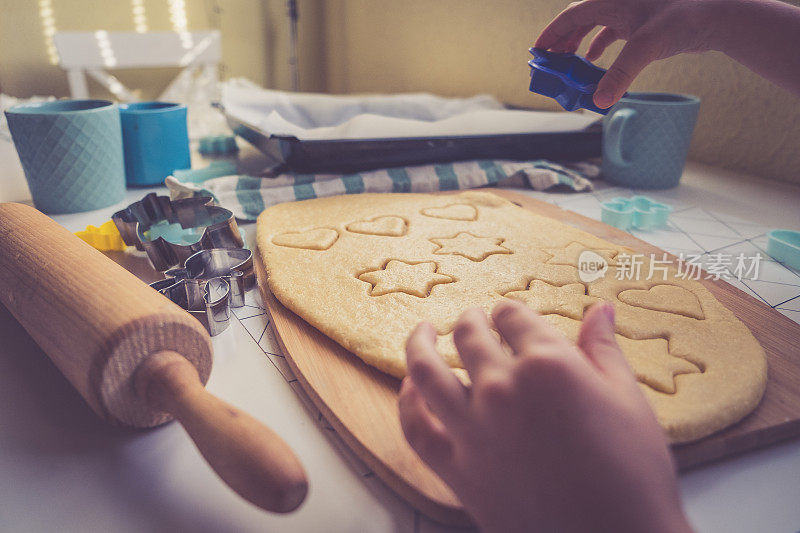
[220,78,599,141]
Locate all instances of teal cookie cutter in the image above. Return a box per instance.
[767,229,800,270]
[600,196,672,231]
[198,134,239,156]
[172,160,238,184]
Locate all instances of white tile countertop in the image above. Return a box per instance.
[1,160,800,533]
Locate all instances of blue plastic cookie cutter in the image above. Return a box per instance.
[527,48,625,114]
[600,196,673,231]
[172,160,238,184]
[767,229,800,270]
[198,134,239,156]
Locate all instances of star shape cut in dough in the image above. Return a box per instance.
[542,242,618,267]
[616,336,701,394]
[430,232,512,261]
[504,280,600,320]
[358,260,455,297]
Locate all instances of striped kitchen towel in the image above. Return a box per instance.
[165,159,598,221]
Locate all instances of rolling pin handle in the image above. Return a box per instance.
[135,350,308,513]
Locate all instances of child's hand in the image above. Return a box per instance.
[399,300,693,533]
[535,0,715,109]
[535,0,800,108]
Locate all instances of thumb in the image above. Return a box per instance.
[578,303,632,381]
[593,31,656,109]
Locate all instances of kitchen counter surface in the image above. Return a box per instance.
[2,157,799,533]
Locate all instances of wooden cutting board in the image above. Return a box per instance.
[256,189,800,525]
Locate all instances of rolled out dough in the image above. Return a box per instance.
[257,191,767,443]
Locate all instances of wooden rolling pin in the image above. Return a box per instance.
[0,202,307,513]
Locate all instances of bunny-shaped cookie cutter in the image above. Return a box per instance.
[150,248,253,336]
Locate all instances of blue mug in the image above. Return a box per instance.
[120,102,191,187]
[5,99,125,214]
[602,92,700,189]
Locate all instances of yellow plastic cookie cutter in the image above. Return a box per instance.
[74,220,128,251]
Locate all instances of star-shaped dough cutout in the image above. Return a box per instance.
[616,336,701,394]
[358,260,455,297]
[430,232,512,261]
[504,280,600,320]
[542,242,618,267]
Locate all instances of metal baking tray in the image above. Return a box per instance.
[220,104,602,174]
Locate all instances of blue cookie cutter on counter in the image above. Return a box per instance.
[767,230,800,271]
[198,134,239,156]
[527,48,625,114]
[600,196,673,231]
[172,160,238,184]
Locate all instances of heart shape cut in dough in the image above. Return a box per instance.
[272,228,339,250]
[421,203,478,221]
[346,216,408,237]
[619,284,705,320]
[259,191,768,444]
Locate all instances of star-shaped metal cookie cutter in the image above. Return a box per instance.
[112,193,244,271]
[150,248,254,336]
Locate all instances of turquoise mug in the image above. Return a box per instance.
[120,102,190,187]
[602,92,700,189]
[4,99,125,214]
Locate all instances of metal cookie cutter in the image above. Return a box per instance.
[112,193,243,271]
[150,248,254,336]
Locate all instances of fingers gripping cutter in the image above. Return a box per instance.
[527,47,628,114]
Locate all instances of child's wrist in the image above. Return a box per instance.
[696,0,742,53]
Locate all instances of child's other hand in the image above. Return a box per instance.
[399,300,692,533]
[534,0,715,109]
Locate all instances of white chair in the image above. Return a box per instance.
[53,30,221,102]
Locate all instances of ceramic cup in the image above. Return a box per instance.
[602,92,700,189]
[120,102,190,187]
[4,99,125,214]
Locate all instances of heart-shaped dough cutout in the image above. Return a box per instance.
[421,203,478,221]
[346,216,408,237]
[259,191,767,444]
[272,228,339,251]
[619,284,705,320]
